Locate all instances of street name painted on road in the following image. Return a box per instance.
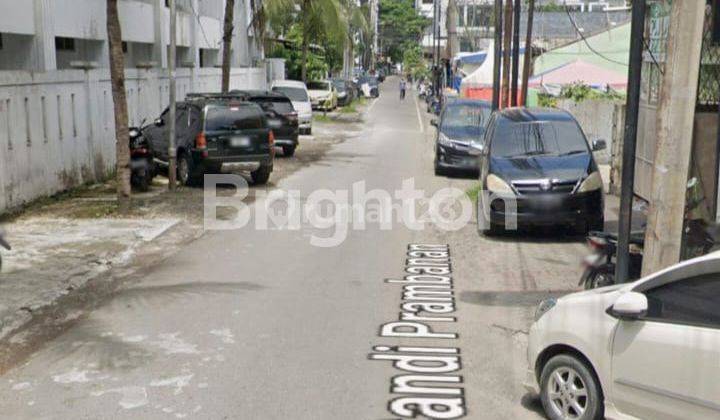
[369,244,466,419]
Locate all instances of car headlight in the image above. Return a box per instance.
[534,298,557,322]
[576,171,603,193]
[438,133,454,147]
[486,174,515,196]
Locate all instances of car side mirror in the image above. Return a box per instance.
[154,118,164,127]
[608,292,648,320]
[468,142,485,156]
[592,139,607,152]
[430,119,438,127]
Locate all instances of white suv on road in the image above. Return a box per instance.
[271,80,313,135]
[526,253,720,420]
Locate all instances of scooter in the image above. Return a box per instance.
[0,230,11,272]
[129,119,156,192]
[579,230,644,290]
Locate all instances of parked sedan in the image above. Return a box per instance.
[143,98,274,186]
[331,78,354,107]
[473,108,606,235]
[527,253,720,420]
[307,81,338,111]
[432,99,492,176]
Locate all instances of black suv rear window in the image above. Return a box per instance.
[253,98,295,115]
[205,105,265,131]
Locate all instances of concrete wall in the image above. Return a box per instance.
[557,98,626,194]
[0,66,267,214]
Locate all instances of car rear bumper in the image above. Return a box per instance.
[485,190,603,227]
[195,153,273,171]
[274,137,298,147]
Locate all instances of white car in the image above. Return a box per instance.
[271,80,313,135]
[306,80,338,111]
[526,253,720,420]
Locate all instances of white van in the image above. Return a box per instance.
[271,80,313,135]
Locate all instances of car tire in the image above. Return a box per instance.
[178,152,201,187]
[251,165,272,185]
[283,145,296,157]
[540,354,604,420]
[434,160,446,176]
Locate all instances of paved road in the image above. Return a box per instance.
[0,78,586,419]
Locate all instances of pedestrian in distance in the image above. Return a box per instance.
[400,78,407,100]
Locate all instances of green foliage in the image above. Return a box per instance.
[379,0,430,64]
[402,45,429,79]
[559,83,625,103]
[537,94,558,108]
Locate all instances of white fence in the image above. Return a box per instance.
[0,66,267,213]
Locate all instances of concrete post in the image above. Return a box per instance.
[642,1,707,275]
[153,0,168,69]
[31,0,57,71]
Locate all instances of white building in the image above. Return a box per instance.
[0,0,270,213]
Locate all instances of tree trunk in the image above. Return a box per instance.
[106,0,131,212]
[520,0,535,106]
[501,0,513,108]
[221,0,235,93]
[300,0,310,83]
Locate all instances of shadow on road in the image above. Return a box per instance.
[459,290,575,308]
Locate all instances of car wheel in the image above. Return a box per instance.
[251,165,272,185]
[178,153,200,187]
[540,355,604,420]
[283,145,296,157]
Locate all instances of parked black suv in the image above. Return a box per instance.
[474,108,606,235]
[230,90,299,156]
[142,97,274,186]
[432,98,492,176]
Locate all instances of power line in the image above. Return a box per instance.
[188,1,215,49]
[563,6,628,67]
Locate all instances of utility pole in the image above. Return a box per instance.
[520,0,534,106]
[642,1,706,275]
[168,0,177,190]
[501,0,512,108]
[492,0,503,110]
[510,0,520,106]
[615,0,645,283]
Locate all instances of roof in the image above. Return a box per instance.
[447,98,492,107]
[534,22,630,75]
[271,80,307,88]
[497,107,574,123]
[529,59,627,89]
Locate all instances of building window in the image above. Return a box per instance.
[55,37,75,51]
[122,41,128,53]
[0,33,3,50]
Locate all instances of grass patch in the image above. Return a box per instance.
[466,184,481,203]
[339,103,357,113]
[313,114,332,123]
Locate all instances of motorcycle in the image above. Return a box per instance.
[580,177,717,290]
[129,119,156,192]
[579,230,644,290]
[0,230,10,272]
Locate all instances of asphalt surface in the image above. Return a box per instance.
[0,78,587,419]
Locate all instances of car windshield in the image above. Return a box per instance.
[490,120,589,158]
[272,86,308,102]
[440,103,492,136]
[205,106,264,131]
[332,81,347,92]
[307,82,330,91]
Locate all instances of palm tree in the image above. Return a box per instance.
[221,0,235,93]
[106,0,131,211]
[255,0,348,82]
[343,0,370,78]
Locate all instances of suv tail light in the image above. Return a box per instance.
[269,130,275,146]
[196,132,208,157]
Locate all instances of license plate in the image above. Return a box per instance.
[230,136,251,147]
[268,119,283,128]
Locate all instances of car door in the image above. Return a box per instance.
[610,274,720,419]
[144,107,169,159]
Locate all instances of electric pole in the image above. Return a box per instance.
[642,1,707,275]
[492,0,503,110]
[168,0,177,190]
[520,0,534,106]
[501,0,512,108]
[510,0,520,106]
